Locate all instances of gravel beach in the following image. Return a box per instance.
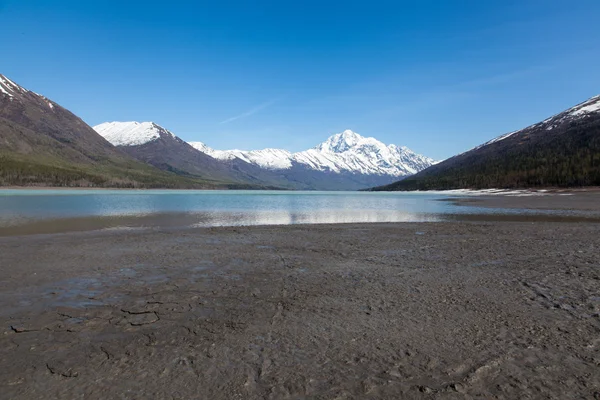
[1,194,599,399]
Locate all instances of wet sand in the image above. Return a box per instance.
[449,188,600,211]
[1,196,600,398]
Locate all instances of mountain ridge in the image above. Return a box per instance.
[93,121,288,188]
[372,94,600,191]
[188,129,435,177]
[96,122,436,190]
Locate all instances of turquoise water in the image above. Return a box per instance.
[0,189,581,229]
[0,190,468,226]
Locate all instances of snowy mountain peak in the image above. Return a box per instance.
[339,129,363,141]
[189,129,435,177]
[188,141,212,155]
[316,130,365,153]
[94,121,175,146]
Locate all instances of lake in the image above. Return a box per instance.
[0,189,579,234]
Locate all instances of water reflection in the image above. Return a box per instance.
[190,210,443,227]
[0,190,454,227]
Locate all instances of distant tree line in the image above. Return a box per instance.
[0,155,272,189]
[0,155,194,188]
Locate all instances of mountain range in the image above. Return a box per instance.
[0,73,433,189]
[189,130,434,177]
[373,95,600,191]
[94,123,436,190]
[2,72,599,191]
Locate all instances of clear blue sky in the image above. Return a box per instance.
[2,0,599,159]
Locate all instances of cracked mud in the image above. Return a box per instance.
[0,216,599,398]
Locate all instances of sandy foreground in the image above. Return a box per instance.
[1,195,600,399]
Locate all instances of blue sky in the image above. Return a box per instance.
[1,0,599,159]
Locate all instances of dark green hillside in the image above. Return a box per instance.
[372,96,600,191]
[0,152,223,188]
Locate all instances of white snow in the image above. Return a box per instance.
[429,188,550,197]
[193,144,295,169]
[190,143,294,169]
[190,129,435,177]
[2,76,27,93]
[0,85,11,98]
[0,74,32,98]
[188,141,214,155]
[0,75,15,98]
[315,129,363,153]
[236,148,293,169]
[93,121,175,146]
[570,99,600,116]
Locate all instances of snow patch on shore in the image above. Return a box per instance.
[421,188,561,197]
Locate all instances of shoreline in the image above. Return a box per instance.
[2,185,600,192]
[0,190,600,237]
[0,190,599,237]
[1,211,600,237]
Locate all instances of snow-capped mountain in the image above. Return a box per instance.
[94,121,176,146]
[93,121,282,187]
[190,130,435,177]
[95,121,435,190]
[199,146,295,170]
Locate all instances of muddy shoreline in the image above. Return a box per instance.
[1,196,599,398]
[448,190,600,211]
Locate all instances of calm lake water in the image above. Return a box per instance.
[0,189,581,233]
